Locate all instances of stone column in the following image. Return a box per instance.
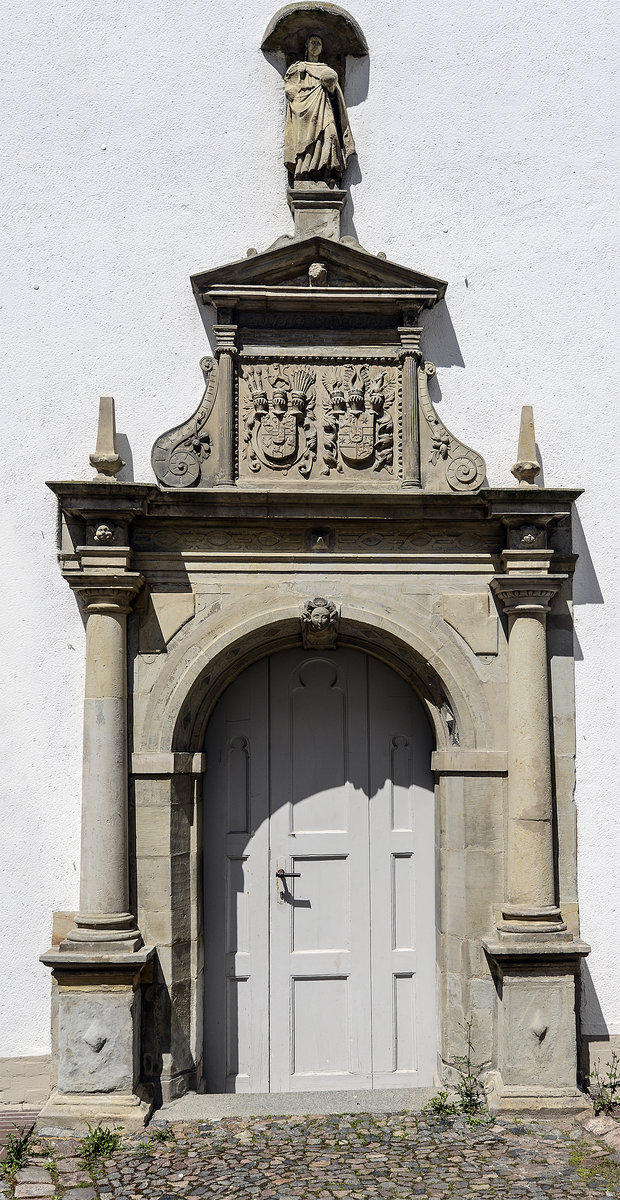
[64,576,144,952]
[491,572,566,933]
[40,570,155,1130]
[485,559,590,1114]
[398,326,422,489]
[213,323,237,486]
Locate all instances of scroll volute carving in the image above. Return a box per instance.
[151,357,218,488]
[418,362,486,492]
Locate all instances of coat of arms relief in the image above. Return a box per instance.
[322,365,395,475]
[238,360,396,480]
[241,365,317,476]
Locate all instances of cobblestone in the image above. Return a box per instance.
[0,1113,616,1199]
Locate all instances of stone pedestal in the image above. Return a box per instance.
[38,947,155,1131]
[483,939,590,1113]
[287,183,347,240]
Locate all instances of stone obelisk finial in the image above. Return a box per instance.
[511,404,541,487]
[89,395,125,481]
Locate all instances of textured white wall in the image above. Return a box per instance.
[1,0,618,1054]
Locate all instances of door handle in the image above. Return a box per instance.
[275,869,301,880]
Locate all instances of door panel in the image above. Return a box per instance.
[269,651,372,1090]
[203,658,270,1092]
[203,648,436,1093]
[368,656,436,1086]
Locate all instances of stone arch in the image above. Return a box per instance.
[136,595,495,759]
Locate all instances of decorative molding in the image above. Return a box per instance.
[300,596,340,648]
[131,752,206,776]
[151,357,218,488]
[69,572,144,614]
[431,749,508,774]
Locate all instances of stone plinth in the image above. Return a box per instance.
[38,947,155,1131]
[483,937,590,1113]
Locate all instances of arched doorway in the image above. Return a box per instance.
[202,646,436,1093]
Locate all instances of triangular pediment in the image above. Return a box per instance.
[191,236,447,301]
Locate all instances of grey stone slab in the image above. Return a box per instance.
[157,1086,437,1120]
[15,1168,53,1183]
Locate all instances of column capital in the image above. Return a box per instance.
[490,573,566,615]
[213,323,238,357]
[69,572,145,614]
[397,326,423,356]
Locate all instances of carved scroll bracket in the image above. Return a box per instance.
[151,357,218,488]
[419,362,486,492]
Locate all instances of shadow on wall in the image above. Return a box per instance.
[116,433,135,483]
[571,505,604,663]
[579,960,612,1083]
[421,301,465,371]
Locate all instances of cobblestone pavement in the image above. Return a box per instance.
[1,1113,619,1199]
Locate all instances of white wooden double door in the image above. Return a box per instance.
[203,648,436,1093]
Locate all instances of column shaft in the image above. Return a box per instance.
[506,607,555,909]
[64,580,143,953]
[217,350,235,486]
[80,609,129,915]
[398,326,422,489]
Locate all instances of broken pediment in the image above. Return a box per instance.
[152,232,485,494]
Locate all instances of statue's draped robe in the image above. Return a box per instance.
[284,60,355,181]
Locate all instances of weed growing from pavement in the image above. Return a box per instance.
[0,1125,33,1176]
[590,1050,620,1116]
[79,1123,122,1166]
[423,1017,492,1127]
[149,1126,175,1143]
[570,1138,620,1189]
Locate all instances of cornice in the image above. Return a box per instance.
[46,481,583,523]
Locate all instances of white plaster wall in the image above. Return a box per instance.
[1,0,618,1055]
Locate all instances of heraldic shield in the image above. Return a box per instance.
[339,410,375,464]
[259,411,298,462]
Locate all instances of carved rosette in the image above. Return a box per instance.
[241,365,317,477]
[418,362,486,492]
[321,364,395,475]
[151,357,218,488]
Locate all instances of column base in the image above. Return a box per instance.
[36,1088,153,1133]
[62,912,143,954]
[497,904,568,935]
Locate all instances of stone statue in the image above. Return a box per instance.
[284,35,355,184]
